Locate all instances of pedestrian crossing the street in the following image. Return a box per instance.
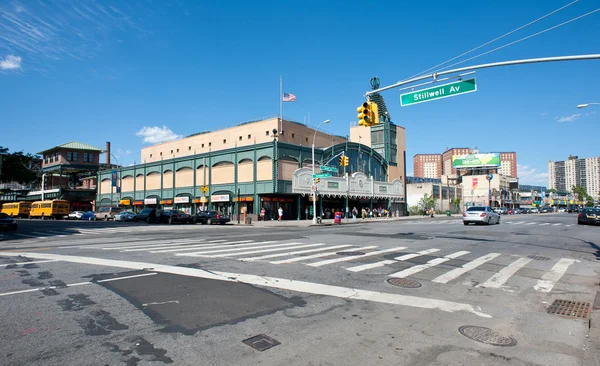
[70,237,579,294]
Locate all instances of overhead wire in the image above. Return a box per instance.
[402,0,580,81]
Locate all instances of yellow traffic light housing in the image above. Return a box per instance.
[369,101,380,125]
[339,156,344,166]
[357,102,370,126]
[315,178,320,184]
[343,156,349,167]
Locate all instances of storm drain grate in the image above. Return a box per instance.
[527,255,551,261]
[387,278,422,288]
[336,251,365,256]
[547,299,591,319]
[243,334,280,351]
[458,326,517,347]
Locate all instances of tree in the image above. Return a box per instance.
[453,197,461,211]
[418,193,436,211]
[547,188,557,194]
[572,185,588,204]
[0,146,40,185]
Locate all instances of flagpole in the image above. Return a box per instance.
[279,75,283,134]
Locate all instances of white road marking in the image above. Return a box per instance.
[0,251,491,317]
[207,243,323,258]
[308,247,407,267]
[240,244,350,261]
[552,223,562,226]
[270,246,379,264]
[142,300,179,306]
[513,221,524,225]
[0,272,157,297]
[47,231,68,237]
[14,233,39,238]
[432,253,501,284]
[534,258,576,293]
[178,242,297,256]
[565,224,573,227]
[29,232,49,238]
[395,248,440,261]
[539,223,550,226]
[478,257,532,289]
[0,259,60,267]
[346,260,396,272]
[150,240,256,253]
[389,251,470,278]
[106,239,221,251]
[526,222,536,225]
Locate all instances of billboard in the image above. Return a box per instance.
[452,153,501,169]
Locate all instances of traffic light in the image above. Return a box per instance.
[315,178,320,184]
[338,155,349,167]
[339,155,344,166]
[357,102,370,126]
[369,101,380,125]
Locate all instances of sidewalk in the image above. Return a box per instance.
[236,214,462,228]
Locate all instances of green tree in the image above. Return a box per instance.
[0,146,40,185]
[572,185,588,204]
[418,193,436,211]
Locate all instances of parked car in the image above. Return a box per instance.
[95,206,123,221]
[463,206,501,225]
[493,207,508,215]
[192,210,230,225]
[68,211,86,220]
[530,208,540,214]
[81,211,95,220]
[163,210,193,224]
[0,212,18,232]
[540,207,553,213]
[577,208,600,225]
[133,208,155,223]
[114,211,136,222]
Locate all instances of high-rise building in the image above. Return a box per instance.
[548,155,600,198]
[442,148,472,175]
[498,152,517,178]
[413,154,443,179]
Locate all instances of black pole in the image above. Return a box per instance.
[237,188,241,224]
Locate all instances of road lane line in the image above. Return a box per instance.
[534,258,576,293]
[178,242,297,256]
[346,260,396,272]
[270,246,379,264]
[0,251,491,318]
[539,223,550,226]
[478,257,532,289]
[308,247,407,267]
[207,243,324,258]
[30,232,49,238]
[389,251,470,278]
[150,241,256,253]
[512,221,524,225]
[432,253,501,284]
[565,224,573,227]
[0,259,60,267]
[395,248,440,261]
[14,233,39,238]
[240,244,352,261]
[552,223,562,226]
[526,222,536,225]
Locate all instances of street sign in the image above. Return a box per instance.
[400,78,477,107]
[320,165,337,172]
[311,185,317,192]
[201,185,209,194]
[313,173,331,179]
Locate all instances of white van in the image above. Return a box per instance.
[95,207,122,221]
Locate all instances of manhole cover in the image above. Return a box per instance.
[336,251,365,256]
[243,334,280,351]
[458,326,517,347]
[528,255,551,261]
[387,278,422,288]
[547,299,591,319]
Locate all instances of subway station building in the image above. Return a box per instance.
[97,106,407,220]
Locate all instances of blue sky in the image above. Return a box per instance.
[1,0,599,185]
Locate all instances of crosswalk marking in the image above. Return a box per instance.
[150,241,256,253]
[432,253,501,284]
[478,257,532,289]
[308,247,407,268]
[207,243,323,258]
[513,221,524,225]
[178,241,295,256]
[103,239,217,251]
[526,222,536,225]
[0,259,60,267]
[14,233,39,238]
[346,260,396,272]
[539,223,550,226]
[552,223,562,226]
[240,244,350,261]
[534,258,575,293]
[565,224,573,227]
[395,248,440,261]
[122,240,231,252]
[389,251,470,278]
[270,246,379,264]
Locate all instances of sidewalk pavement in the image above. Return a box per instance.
[236,214,463,227]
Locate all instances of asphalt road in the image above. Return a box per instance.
[1,213,599,365]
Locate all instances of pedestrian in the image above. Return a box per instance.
[260,208,265,221]
[278,206,283,221]
[305,207,309,220]
[352,207,358,222]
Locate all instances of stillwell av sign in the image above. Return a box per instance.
[400,78,477,107]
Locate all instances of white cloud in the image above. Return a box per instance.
[0,54,22,70]
[136,126,182,144]
[540,112,548,116]
[517,164,549,184]
[556,114,580,123]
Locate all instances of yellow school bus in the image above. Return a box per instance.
[0,201,32,218]
[30,200,70,219]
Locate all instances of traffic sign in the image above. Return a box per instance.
[311,185,317,192]
[400,78,477,107]
[201,185,209,194]
[320,165,337,172]
[313,173,331,179]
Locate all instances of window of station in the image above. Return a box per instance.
[223,139,226,144]
[176,148,179,153]
[266,131,269,136]
[170,150,173,154]
[239,136,242,141]
[247,134,251,139]
[150,154,153,158]
[201,144,204,148]
[160,152,163,156]
[209,142,211,147]
[291,133,295,138]
[305,137,308,142]
[188,146,191,151]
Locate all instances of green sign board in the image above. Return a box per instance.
[313,173,332,179]
[320,165,337,172]
[327,182,339,189]
[400,78,477,107]
[452,153,500,169]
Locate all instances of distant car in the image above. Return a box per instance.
[493,207,508,215]
[578,208,600,225]
[80,211,95,221]
[133,208,155,223]
[163,210,193,224]
[0,212,18,232]
[530,208,539,214]
[463,206,500,225]
[95,206,123,221]
[558,208,566,212]
[540,207,552,213]
[114,211,136,222]
[192,210,230,225]
[68,211,85,220]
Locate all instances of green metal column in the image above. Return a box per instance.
[193,152,197,213]
[133,165,136,200]
[208,150,212,210]
[253,143,259,215]
[234,145,238,222]
[272,136,277,193]
[172,159,175,203]
[160,158,164,206]
[143,164,147,209]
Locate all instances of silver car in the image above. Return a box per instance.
[114,211,135,222]
[463,206,501,225]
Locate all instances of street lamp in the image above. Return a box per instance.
[577,103,600,109]
[312,119,330,224]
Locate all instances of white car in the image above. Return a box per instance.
[68,211,85,220]
[463,206,501,225]
[114,211,135,222]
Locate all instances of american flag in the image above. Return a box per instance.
[282,92,296,102]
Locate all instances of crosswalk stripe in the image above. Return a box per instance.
[29,232,49,238]
[526,222,536,225]
[270,246,378,264]
[121,240,227,252]
[389,251,470,278]
[14,233,39,238]
[552,223,562,226]
[207,243,323,258]
[101,239,215,250]
[240,244,350,261]
[0,259,60,267]
[150,241,256,253]
[513,221,524,225]
[534,258,576,293]
[539,223,550,226]
[177,241,293,256]
[395,248,440,261]
[432,253,501,284]
[346,260,396,272]
[307,247,407,268]
[565,224,573,227]
[478,257,532,289]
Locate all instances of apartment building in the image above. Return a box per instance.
[413,154,443,179]
[548,155,600,198]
